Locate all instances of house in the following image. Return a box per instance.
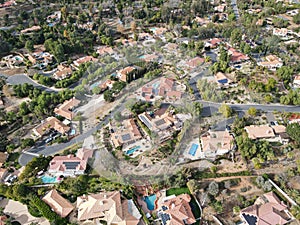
[97,46,114,55]
[139,77,182,101]
[289,114,300,124]
[150,27,167,36]
[48,148,94,177]
[0,0,16,8]
[73,56,97,68]
[214,4,227,12]
[228,47,249,64]
[54,97,80,121]
[293,75,300,88]
[32,117,70,138]
[138,32,153,40]
[99,79,116,92]
[53,65,72,80]
[200,130,234,158]
[244,125,276,140]
[0,168,8,182]
[111,119,142,147]
[240,192,293,225]
[140,54,159,62]
[157,194,196,225]
[0,152,8,167]
[42,189,74,218]
[76,191,141,224]
[193,17,210,26]
[1,55,24,68]
[258,55,283,70]
[20,25,41,34]
[116,66,135,82]
[205,38,222,49]
[186,57,204,68]
[138,106,182,143]
[273,28,288,37]
[271,125,290,144]
[214,72,232,86]
[256,19,264,26]
[27,51,53,69]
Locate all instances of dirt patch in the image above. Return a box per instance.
[0,67,25,76]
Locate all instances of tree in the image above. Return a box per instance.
[187,179,197,194]
[25,40,34,52]
[218,104,233,118]
[21,138,35,149]
[208,181,219,196]
[286,123,300,144]
[247,107,257,116]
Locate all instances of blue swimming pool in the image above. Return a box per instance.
[126,146,141,155]
[70,129,76,135]
[189,143,199,156]
[90,81,101,90]
[144,194,156,211]
[41,175,58,183]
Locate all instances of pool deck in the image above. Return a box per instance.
[123,139,152,158]
[184,139,203,159]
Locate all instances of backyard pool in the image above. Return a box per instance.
[41,175,58,184]
[144,194,157,211]
[188,143,199,157]
[126,146,141,155]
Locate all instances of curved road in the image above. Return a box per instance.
[6,74,57,92]
[19,97,300,166]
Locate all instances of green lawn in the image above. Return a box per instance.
[166,187,190,196]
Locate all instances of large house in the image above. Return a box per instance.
[157,194,196,225]
[42,189,74,218]
[48,148,93,177]
[76,191,141,224]
[53,64,72,80]
[228,47,249,64]
[73,56,97,68]
[214,72,232,87]
[138,106,182,143]
[33,117,70,138]
[258,55,283,70]
[139,77,183,101]
[54,97,80,120]
[244,125,275,140]
[240,192,293,225]
[111,119,142,148]
[200,130,234,158]
[186,57,204,69]
[116,66,135,82]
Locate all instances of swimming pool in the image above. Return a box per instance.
[41,175,58,183]
[126,146,141,155]
[90,81,101,90]
[70,129,76,135]
[189,143,199,156]
[144,194,156,211]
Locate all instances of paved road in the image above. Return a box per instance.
[231,0,240,20]
[6,74,56,92]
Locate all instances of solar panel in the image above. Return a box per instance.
[162,206,168,211]
[242,213,257,225]
[154,119,166,126]
[121,133,131,142]
[161,213,171,225]
[63,162,80,170]
[139,115,152,128]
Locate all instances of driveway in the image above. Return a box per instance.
[0,199,50,225]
